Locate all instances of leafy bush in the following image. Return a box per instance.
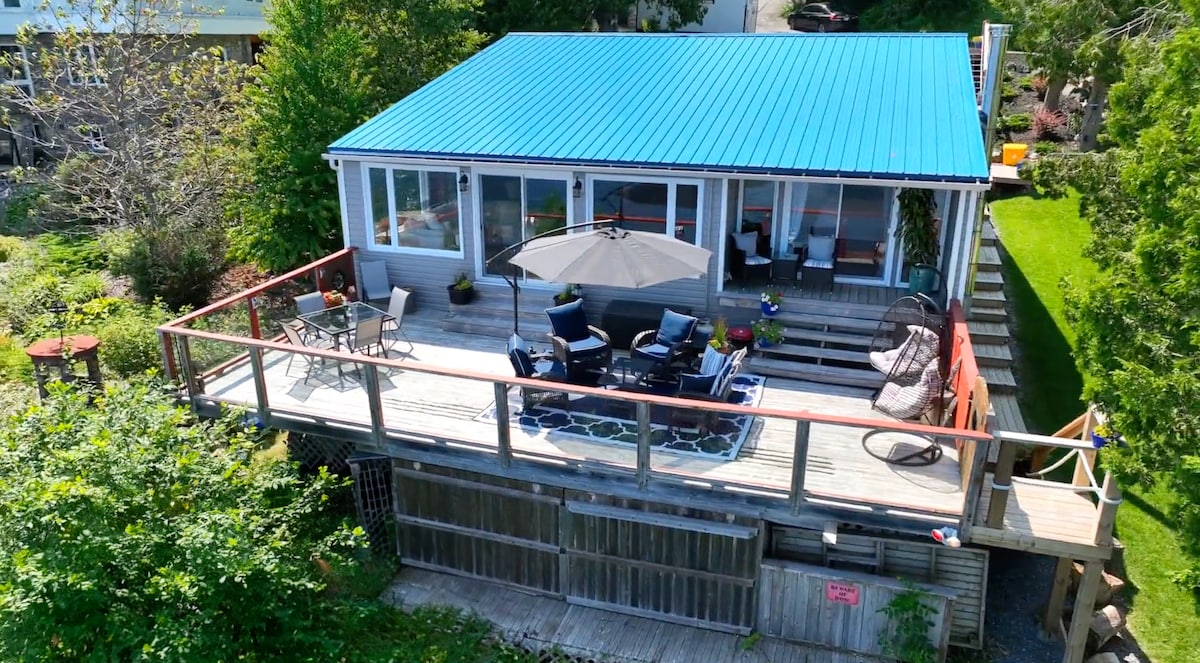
[0,258,67,337]
[1001,82,1019,102]
[110,217,227,310]
[996,113,1032,139]
[0,183,46,235]
[0,334,33,384]
[0,382,367,661]
[0,236,24,262]
[1031,74,1048,99]
[1034,141,1060,155]
[1033,105,1068,140]
[87,301,175,378]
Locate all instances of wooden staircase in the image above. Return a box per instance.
[969,219,1026,432]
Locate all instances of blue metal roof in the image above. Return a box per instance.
[329,33,988,183]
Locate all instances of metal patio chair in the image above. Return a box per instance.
[359,260,392,305]
[348,315,388,358]
[281,322,335,385]
[384,287,413,353]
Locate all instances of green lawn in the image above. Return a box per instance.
[991,193,1200,663]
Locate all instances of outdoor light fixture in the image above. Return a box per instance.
[572,177,582,198]
[48,300,68,346]
[458,171,469,192]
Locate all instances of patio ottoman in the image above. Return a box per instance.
[601,300,693,351]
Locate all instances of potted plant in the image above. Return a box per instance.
[707,317,731,354]
[752,319,784,348]
[1091,423,1123,449]
[760,290,782,317]
[447,272,474,305]
[895,188,940,295]
[553,283,581,306]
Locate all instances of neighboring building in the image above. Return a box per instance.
[0,0,267,166]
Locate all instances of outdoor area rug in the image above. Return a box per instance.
[474,375,766,460]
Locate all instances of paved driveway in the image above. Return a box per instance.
[755,0,793,32]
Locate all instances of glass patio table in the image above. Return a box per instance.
[298,301,391,352]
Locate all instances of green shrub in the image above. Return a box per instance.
[0,335,33,384]
[63,272,107,304]
[31,233,107,276]
[0,236,25,263]
[1034,141,1060,155]
[0,183,46,236]
[0,261,66,338]
[111,217,227,310]
[997,113,1032,136]
[86,301,174,378]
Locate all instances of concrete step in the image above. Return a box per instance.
[968,320,1010,344]
[973,342,1013,368]
[981,366,1017,392]
[972,289,1007,309]
[747,355,885,389]
[974,271,1005,291]
[968,306,1008,323]
[759,342,870,365]
[976,245,1002,272]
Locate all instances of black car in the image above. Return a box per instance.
[787,3,860,33]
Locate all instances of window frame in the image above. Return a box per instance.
[0,44,32,97]
[360,162,465,258]
[68,45,105,87]
[584,173,705,247]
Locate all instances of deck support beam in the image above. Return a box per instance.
[178,336,199,412]
[493,383,512,468]
[636,402,651,490]
[247,347,271,428]
[985,437,1017,528]
[1062,560,1103,663]
[1041,556,1073,638]
[789,420,811,515]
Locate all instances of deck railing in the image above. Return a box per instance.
[158,324,993,532]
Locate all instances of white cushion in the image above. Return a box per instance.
[699,345,726,376]
[869,348,901,374]
[745,255,772,266]
[808,234,836,262]
[732,231,760,255]
[802,258,833,269]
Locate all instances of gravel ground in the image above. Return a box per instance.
[981,549,1150,663]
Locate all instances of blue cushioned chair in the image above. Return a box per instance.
[671,347,748,434]
[544,299,611,381]
[506,334,570,408]
[631,308,699,370]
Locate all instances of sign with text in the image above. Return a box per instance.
[825,581,860,606]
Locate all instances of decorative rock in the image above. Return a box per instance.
[1088,604,1125,650]
[1085,653,1120,663]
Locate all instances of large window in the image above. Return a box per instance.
[590,178,702,245]
[0,45,32,98]
[363,165,462,255]
[783,183,894,281]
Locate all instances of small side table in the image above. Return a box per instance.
[26,335,103,400]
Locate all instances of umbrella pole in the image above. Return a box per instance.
[504,272,520,335]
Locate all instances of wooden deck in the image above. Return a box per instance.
[385,567,878,663]
[201,309,967,523]
[971,475,1111,561]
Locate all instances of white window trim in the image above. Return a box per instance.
[69,45,105,87]
[471,167,574,287]
[584,173,705,247]
[0,44,32,97]
[360,162,465,258]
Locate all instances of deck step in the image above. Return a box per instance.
[973,342,1013,368]
[972,289,1007,309]
[976,245,1002,272]
[968,320,1010,344]
[443,311,552,339]
[771,310,884,334]
[989,393,1028,433]
[968,306,1008,323]
[719,294,890,321]
[782,327,877,349]
[747,356,885,389]
[980,366,1017,392]
[981,222,999,247]
[973,271,1004,291]
[759,342,870,365]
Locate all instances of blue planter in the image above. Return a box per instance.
[761,302,779,317]
[1091,432,1109,449]
[758,339,774,349]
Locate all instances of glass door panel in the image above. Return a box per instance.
[836,185,892,281]
[675,184,699,243]
[895,189,952,285]
[525,178,568,239]
[592,180,669,234]
[480,174,523,278]
[782,182,840,254]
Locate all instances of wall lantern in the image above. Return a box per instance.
[458,171,469,192]
[572,177,583,199]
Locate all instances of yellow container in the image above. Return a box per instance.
[1002,143,1028,166]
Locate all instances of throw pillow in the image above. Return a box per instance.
[546,299,589,342]
[807,234,835,262]
[679,372,717,394]
[656,309,698,345]
[699,345,726,376]
[732,231,760,256]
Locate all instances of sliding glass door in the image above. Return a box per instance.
[782,183,895,283]
[478,172,570,281]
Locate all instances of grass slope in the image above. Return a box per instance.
[991,192,1200,663]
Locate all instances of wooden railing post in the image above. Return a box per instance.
[157,330,178,380]
[247,347,271,427]
[362,364,386,449]
[636,402,651,490]
[1093,471,1121,547]
[247,296,262,340]
[493,382,512,468]
[959,435,989,539]
[1063,561,1104,663]
[790,420,811,515]
[177,336,199,410]
[1073,407,1096,487]
[986,437,1017,528]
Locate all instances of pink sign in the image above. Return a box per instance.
[825,581,860,606]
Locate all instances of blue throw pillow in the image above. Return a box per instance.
[655,309,698,346]
[546,299,589,342]
[679,372,717,394]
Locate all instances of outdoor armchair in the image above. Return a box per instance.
[796,231,836,292]
[670,347,747,433]
[505,333,570,409]
[631,309,699,370]
[544,299,611,381]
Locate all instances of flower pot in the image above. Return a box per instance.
[907,265,938,296]
[761,302,779,317]
[553,294,581,306]
[757,339,774,349]
[1091,432,1109,449]
[447,284,474,305]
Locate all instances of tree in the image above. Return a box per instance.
[1027,11,1200,586]
[231,0,482,272]
[0,0,245,308]
[996,0,1111,111]
[0,381,366,659]
[476,0,711,35]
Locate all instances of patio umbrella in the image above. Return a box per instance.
[508,226,712,289]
